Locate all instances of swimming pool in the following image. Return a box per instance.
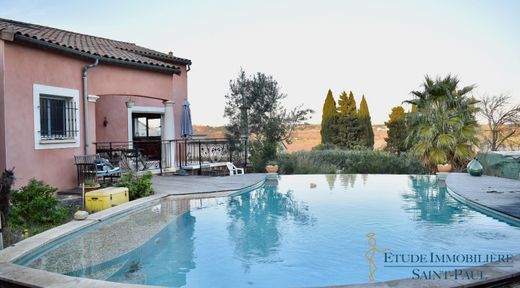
[16,175,520,287]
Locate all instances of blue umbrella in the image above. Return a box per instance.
[181,99,193,139]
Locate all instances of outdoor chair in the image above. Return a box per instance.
[74,154,121,185]
[226,162,244,176]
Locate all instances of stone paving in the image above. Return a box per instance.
[445,173,520,219]
[152,173,266,195]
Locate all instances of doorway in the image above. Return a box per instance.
[132,113,162,160]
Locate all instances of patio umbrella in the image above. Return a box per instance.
[181,99,193,139]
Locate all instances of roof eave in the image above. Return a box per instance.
[13,34,182,75]
[140,53,192,66]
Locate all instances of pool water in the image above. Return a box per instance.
[18,175,520,287]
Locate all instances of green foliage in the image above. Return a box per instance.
[250,140,278,172]
[277,150,427,175]
[224,69,313,145]
[358,95,374,149]
[115,171,154,200]
[384,106,408,154]
[331,90,362,149]
[337,91,349,115]
[9,179,68,232]
[405,75,480,171]
[82,179,98,187]
[331,113,362,149]
[348,91,357,115]
[312,143,338,150]
[224,69,313,167]
[337,91,357,116]
[320,89,337,144]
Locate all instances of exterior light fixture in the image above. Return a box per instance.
[125,97,135,108]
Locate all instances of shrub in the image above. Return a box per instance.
[250,140,278,172]
[115,171,154,200]
[9,179,69,233]
[312,143,338,151]
[278,150,427,175]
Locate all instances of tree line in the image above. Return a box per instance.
[224,70,519,173]
[320,90,374,150]
[320,75,519,172]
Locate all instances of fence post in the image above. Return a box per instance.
[198,140,202,175]
[135,142,139,172]
[184,139,188,167]
[159,141,163,175]
[229,142,232,163]
[0,214,3,250]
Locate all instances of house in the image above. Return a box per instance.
[0,18,191,190]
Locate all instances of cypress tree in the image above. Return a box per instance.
[348,91,357,115]
[333,91,361,149]
[320,89,337,143]
[337,91,350,115]
[384,106,408,154]
[358,95,374,149]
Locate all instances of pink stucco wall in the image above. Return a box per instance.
[95,96,164,143]
[2,41,187,190]
[0,40,6,173]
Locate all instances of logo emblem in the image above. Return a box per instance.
[365,232,389,281]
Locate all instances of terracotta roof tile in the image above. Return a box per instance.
[0,18,191,70]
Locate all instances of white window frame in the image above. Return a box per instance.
[127,106,165,143]
[33,84,81,150]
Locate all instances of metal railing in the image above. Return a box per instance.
[94,138,247,175]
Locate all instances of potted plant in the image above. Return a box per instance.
[265,161,279,173]
[81,179,100,192]
[436,160,452,173]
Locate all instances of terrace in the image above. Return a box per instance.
[92,138,248,176]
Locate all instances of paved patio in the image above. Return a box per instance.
[152,173,266,195]
[445,172,520,219]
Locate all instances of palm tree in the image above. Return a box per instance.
[404,75,480,171]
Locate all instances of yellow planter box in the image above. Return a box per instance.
[85,187,129,213]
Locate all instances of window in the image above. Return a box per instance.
[39,96,78,140]
[132,114,162,139]
[33,84,80,149]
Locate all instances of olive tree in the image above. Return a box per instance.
[224,69,313,171]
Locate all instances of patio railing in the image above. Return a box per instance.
[93,138,247,175]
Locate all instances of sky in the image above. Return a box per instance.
[1,0,519,125]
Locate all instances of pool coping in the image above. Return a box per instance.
[1,174,519,287]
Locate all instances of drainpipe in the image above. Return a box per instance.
[82,59,99,155]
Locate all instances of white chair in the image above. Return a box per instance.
[226,162,244,176]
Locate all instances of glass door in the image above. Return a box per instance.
[132,113,162,160]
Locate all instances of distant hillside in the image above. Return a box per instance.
[285,124,388,152]
[192,125,226,138]
[193,124,388,152]
[193,124,520,152]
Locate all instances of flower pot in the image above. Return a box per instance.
[266,165,278,173]
[437,164,452,173]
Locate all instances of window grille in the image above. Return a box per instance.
[39,95,78,140]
